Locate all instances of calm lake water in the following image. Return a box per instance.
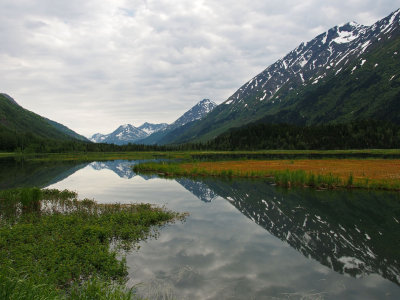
[1,158,400,299]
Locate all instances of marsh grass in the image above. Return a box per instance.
[133,161,400,191]
[0,188,184,299]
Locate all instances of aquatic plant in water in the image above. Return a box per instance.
[0,187,184,299]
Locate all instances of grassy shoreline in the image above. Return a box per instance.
[133,159,400,191]
[0,187,186,299]
[2,149,400,161]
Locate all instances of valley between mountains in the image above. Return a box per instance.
[86,8,400,148]
[1,9,400,150]
[1,6,400,300]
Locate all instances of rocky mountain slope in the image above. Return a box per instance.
[164,8,400,144]
[138,122,168,135]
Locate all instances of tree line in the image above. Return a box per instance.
[197,119,400,150]
[1,119,399,153]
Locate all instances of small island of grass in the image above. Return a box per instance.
[133,159,400,191]
[0,187,186,299]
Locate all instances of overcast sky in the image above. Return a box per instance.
[1,0,399,137]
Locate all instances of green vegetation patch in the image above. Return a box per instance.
[133,161,400,191]
[0,188,185,299]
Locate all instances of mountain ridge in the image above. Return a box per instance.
[91,99,217,145]
[0,93,89,144]
[90,124,148,145]
[161,8,400,144]
[138,98,217,145]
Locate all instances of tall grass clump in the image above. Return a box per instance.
[0,187,184,299]
[271,170,344,189]
[347,173,354,187]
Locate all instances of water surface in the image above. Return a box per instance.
[1,158,399,299]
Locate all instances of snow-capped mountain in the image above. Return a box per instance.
[164,8,400,144]
[90,123,168,145]
[223,10,399,108]
[137,98,217,145]
[171,99,217,129]
[89,133,107,143]
[90,99,215,145]
[90,124,147,145]
[138,122,168,135]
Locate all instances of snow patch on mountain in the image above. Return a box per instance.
[171,99,217,129]
[221,9,400,109]
[138,122,168,135]
[332,28,359,44]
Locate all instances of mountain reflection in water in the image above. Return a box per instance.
[178,177,400,286]
[84,161,400,286]
[3,158,399,290]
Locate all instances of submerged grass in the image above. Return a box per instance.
[0,188,185,299]
[133,160,400,191]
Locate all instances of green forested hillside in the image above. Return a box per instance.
[45,118,88,141]
[0,94,88,151]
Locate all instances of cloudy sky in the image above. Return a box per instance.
[1,0,399,137]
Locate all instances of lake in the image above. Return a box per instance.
[1,158,400,299]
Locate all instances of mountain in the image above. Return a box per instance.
[138,122,168,135]
[89,99,216,145]
[138,99,217,145]
[89,133,107,143]
[162,9,400,144]
[90,122,168,145]
[0,93,89,151]
[44,118,89,142]
[169,99,217,129]
[0,93,19,106]
[90,124,148,145]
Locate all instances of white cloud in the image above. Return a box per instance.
[0,0,398,136]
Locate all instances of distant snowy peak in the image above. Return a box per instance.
[223,7,400,107]
[172,99,217,128]
[90,98,216,145]
[90,122,170,144]
[89,133,107,143]
[105,124,147,145]
[116,124,146,138]
[90,124,147,145]
[138,122,168,135]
